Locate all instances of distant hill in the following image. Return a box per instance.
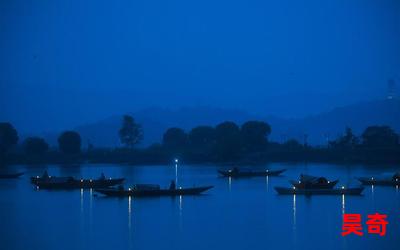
[267,99,400,145]
[42,99,400,147]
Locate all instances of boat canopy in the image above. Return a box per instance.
[300,175,328,184]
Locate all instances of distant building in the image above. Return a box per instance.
[387,79,397,100]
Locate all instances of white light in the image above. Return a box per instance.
[293,186,296,190]
[266,170,269,172]
[179,187,182,189]
[342,186,345,189]
[36,176,39,178]
[328,181,330,183]
[174,159,179,163]
[90,179,92,182]
[298,181,301,183]
[371,177,374,180]
[128,188,131,191]
[81,179,83,182]
[49,176,51,178]
[109,178,112,180]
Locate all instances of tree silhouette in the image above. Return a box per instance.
[163,127,188,150]
[23,137,49,155]
[0,122,18,154]
[119,115,143,148]
[362,126,399,148]
[58,131,81,154]
[189,126,216,149]
[283,139,303,150]
[329,127,359,149]
[215,121,241,160]
[241,121,271,152]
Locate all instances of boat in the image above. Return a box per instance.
[34,177,125,190]
[31,171,124,189]
[218,168,286,177]
[95,184,214,197]
[275,186,364,195]
[289,174,339,189]
[357,176,400,186]
[0,172,24,179]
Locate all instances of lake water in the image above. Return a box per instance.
[1,163,400,250]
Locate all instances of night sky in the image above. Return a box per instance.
[1,0,399,134]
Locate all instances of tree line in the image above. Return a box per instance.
[1,115,400,164]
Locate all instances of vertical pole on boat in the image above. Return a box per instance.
[174,158,179,186]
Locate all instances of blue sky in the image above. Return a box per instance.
[1,0,399,133]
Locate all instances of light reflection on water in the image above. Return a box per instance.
[1,163,400,250]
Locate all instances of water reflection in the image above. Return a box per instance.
[293,194,296,230]
[292,194,297,248]
[341,194,345,215]
[265,176,269,191]
[128,196,133,250]
[80,188,84,213]
[228,177,232,191]
[128,196,132,230]
[371,185,375,209]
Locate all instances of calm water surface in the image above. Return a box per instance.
[1,163,400,250]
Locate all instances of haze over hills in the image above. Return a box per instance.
[41,99,400,147]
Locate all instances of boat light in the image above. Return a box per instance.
[179,187,182,189]
[371,177,374,180]
[228,170,232,172]
[81,179,83,182]
[174,158,179,163]
[396,179,399,182]
[327,181,330,183]
[36,176,39,178]
[298,181,301,183]
[266,170,269,172]
[90,179,92,182]
[128,188,131,191]
[293,186,296,190]
[109,178,112,180]
[49,176,51,178]
[342,186,345,189]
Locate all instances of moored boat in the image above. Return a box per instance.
[32,171,124,189]
[357,172,400,186]
[95,184,213,197]
[275,186,364,195]
[289,174,339,189]
[0,172,24,179]
[218,168,286,177]
[357,177,400,186]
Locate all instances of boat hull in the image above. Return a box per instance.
[218,169,286,178]
[289,180,339,189]
[95,186,214,197]
[0,172,24,179]
[275,187,364,195]
[33,178,125,190]
[358,177,400,186]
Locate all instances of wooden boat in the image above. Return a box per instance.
[218,168,286,177]
[275,186,364,195]
[289,175,339,189]
[95,185,214,197]
[357,177,400,186]
[0,172,24,179]
[32,176,125,190]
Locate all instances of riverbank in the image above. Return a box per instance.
[2,146,400,166]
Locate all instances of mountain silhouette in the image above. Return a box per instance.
[41,99,400,147]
